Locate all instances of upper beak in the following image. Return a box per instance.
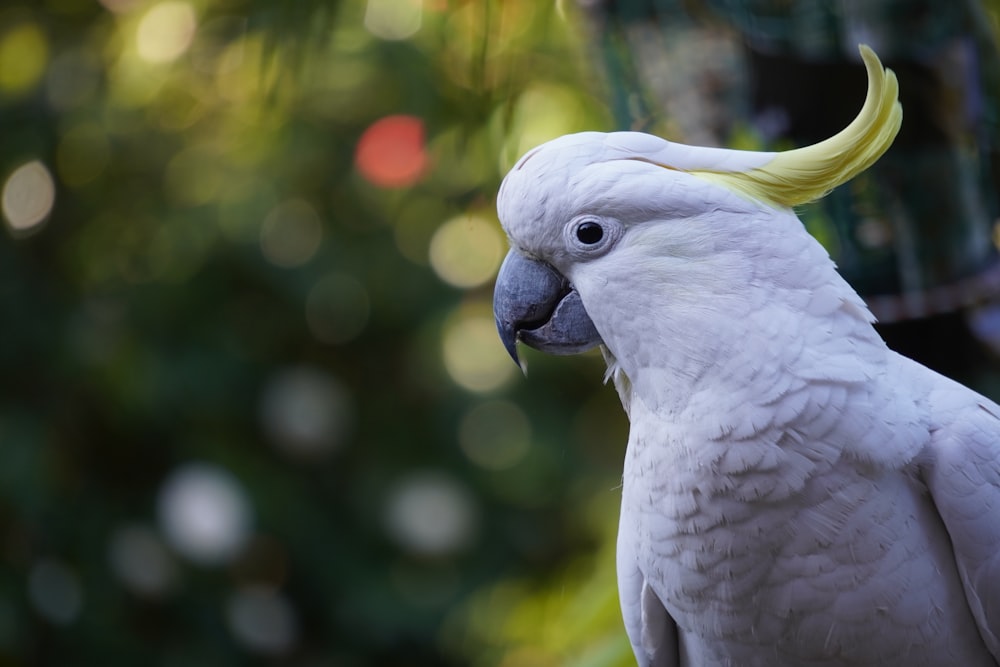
[492,249,603,367]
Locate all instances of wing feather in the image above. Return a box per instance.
[921,379,1000,659]
[619,524,679,666]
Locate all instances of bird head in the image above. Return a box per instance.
[493,45,901,381]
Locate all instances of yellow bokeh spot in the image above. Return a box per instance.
[442,305,514,393]
[429,214,505,288]
[364,0,422,41]
[0,22,49,95]
[2,161,56,235]
[136,1,197,64]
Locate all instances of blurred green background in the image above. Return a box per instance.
[0,1,633,665]
[7,1,1000,666]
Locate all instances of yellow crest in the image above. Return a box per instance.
[695,45,902,207]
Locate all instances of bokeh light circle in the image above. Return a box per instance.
[364,0,422,41]
[157,463,253,566]
[0,22,49,95]
[136,1,198,64]
[259,199,323,268]
[226,586,299,655]
[442,307,515,393]
[27,559,82,626]
[384,470,479,557]
[429,214,505,288]
[355,115,428,188]
[259,366,354,458]
[2,160,55,234]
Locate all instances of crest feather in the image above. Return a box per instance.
[693,45,901,207]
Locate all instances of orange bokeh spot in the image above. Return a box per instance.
[355,115,428,188]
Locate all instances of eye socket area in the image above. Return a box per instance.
[565,215,622,256]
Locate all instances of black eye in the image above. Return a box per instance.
[576,221,604,245]
[565,216,621,255]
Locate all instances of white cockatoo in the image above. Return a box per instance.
[492,46,1000,666]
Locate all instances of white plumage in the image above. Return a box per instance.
[492,47,1000,666]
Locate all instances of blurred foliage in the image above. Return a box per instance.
[0,1,632,665]
[447,497,634,667]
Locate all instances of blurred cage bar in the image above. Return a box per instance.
[578,0,1000,326]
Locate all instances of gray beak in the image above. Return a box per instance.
[492,249,603,367]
